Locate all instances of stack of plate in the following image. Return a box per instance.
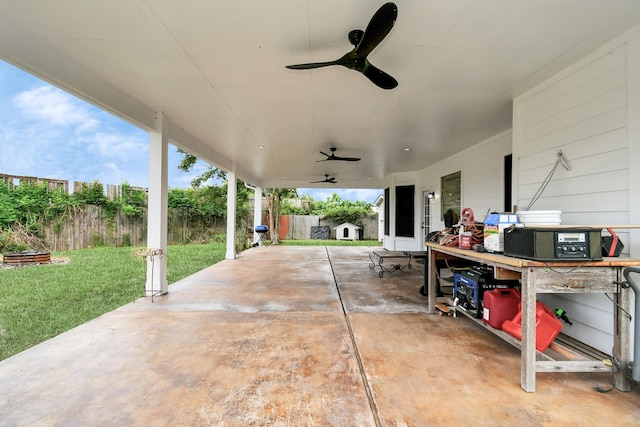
[516,210,561,226]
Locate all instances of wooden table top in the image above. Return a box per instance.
[424,242,640,268]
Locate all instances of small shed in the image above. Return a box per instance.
[334,222,361,241]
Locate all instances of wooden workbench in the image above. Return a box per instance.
[424,242,640,392]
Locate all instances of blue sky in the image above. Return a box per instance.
[0,60,381,203]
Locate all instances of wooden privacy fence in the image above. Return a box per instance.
[0,175,145,201]
[1,174,69,193]
[1,174,380,247]
[72,181,147,200]
[36,211,377,250]
[40,205,227,251]
[279,215,379,240]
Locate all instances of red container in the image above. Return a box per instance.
[502,300,563,352]
[482,288,520,330]
[459,231,472,249]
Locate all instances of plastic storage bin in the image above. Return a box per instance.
[482,288,521,330]
[502,300,563,352]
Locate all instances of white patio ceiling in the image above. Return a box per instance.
[2,0,640,189]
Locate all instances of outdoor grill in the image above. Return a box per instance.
[254,225,269,247]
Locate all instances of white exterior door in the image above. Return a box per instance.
[422,191,432,249]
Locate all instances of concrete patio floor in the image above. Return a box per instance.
[0,245,638,426]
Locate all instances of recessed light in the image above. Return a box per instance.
[259,145,265,149]
[404,147,410,151]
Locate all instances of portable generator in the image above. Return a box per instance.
[453,267,519,318]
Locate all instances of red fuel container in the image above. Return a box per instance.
[482,288,520,330]
[502,300,563,352]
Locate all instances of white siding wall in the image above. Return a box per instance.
[385,27,640,356]
[513,27,640,354]
[386,140,512,250]
[418,130,513,235]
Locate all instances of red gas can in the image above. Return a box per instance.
[482,288,520,330]
[502,300,563,352]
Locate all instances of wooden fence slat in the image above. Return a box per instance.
[282,215,378,240]
[39,206,227,251]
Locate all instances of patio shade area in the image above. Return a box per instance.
[0,246,639,425]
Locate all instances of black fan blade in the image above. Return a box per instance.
[310,175,337,183]
[286,60,339,70]
[332,156,361,162]
[317,148,361,162]
[316,151,331,162]
[362,61,398,90]
[353,2,397,59]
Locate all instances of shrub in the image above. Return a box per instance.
[0,223,48,253]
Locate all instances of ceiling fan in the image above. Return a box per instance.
[317,147,361,162]
[286,2,398,90]
[310,174,338,184]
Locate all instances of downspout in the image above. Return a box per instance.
[623,267,640,381]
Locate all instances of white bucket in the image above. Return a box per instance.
[516,210,561,226]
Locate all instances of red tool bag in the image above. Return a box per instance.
[602,228,624,257]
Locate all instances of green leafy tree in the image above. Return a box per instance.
[177,149,298,246]
[177,149,252,245]
[0,182,20,228]
[314,193,373,224]
[71,180,107,206]
[0,181,70,231]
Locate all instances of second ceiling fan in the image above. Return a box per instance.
[317,147,361,162]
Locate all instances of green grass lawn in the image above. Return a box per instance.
[0,243,226,361]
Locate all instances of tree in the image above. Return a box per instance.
[177,149,251,234]
[177,149,296,245]
[313,193,373,224]
[265,188,298,244]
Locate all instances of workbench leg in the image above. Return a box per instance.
[427,248,436,314]
[614,268,633,391]
[521,268,536,392]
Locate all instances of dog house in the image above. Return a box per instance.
[334,222,360,241]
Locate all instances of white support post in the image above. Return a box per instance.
[253,187,263,245]
[145,112,169,295]
[226,167,237,259]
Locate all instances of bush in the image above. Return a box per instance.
[0,223,48,253]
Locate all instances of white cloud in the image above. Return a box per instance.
[13,86,95,128]
[86,132,148,159]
